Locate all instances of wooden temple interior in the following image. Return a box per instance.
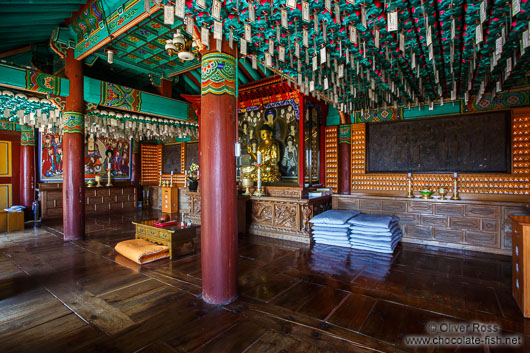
[1,0,530,352]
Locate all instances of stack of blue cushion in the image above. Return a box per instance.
[309,210,360,248]
[348,214,402,253]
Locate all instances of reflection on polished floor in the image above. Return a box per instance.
[0,210,527,352]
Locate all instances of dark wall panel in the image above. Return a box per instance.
[367,111,511,173]
[162,144,182,174]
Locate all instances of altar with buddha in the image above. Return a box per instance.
[147,76,331,243]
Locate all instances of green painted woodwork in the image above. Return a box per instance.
[403,102,461,120]
[326,106,341,126]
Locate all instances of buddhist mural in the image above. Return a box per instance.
[238,100,299,181]
[39,132,131,181]
[304,101,321,185]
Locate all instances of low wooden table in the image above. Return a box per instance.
[132,220,200,259]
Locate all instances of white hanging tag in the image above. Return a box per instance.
[249,4,256,22]
[295,42,300,57]
[213,21,222,40]
[197,0,206,9]
[314,14,319,33]
[164,5,174,25]
[240,38,247,55]
[252,55,257,69]
[281,9,288,29]
[480,1,486,23]
[399,32,405,52]
[426,26,432,46]
[186,17,194,35]
[201,27,209,46]
[302,1,310,22]
[216,38,222,51]
[349,26,355,43]
[361,7,367,29]
[450,42,454,62]
[175,0,185,18]
[451,18,456,40]
[212,0,221,21]
[506,57,512,74]
[269,38,274,54]
[303,29,308,47]
[388,11,398,32]
[320,47,326,63]
[513,0,521,16]
[496,81,502,92]
[324,77,329,90]
[338,64,344,78]
[325,0,331,12]
[279,46,285,62]
[428,44,433,60]
[312,55,317,71]
[346,48,350,63]
[335,4,340,24]
[375,29,380,48]
[523,30,530,49]
[245,23,252,41]
[411,52,416,68]
[310,80,315,92]
[229,28,234,48]
[502,26,506,45]
[496,36,503,55]
[286,0,297,9]
[476,24,483,44]
[265,53,272,67]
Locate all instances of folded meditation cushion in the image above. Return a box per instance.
[348,214,400,228]
[349,223,400,235]
[310,210,360,225]
[115,239,169,265]
[312,227,350,235]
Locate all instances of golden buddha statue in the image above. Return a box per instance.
[242,125,281,183]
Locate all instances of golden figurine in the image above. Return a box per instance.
[242,125,281,183]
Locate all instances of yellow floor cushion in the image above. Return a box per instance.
[114,239,169,265]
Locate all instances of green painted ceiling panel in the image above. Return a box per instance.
[403,101,461,119]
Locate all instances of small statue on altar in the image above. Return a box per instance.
[242,125,281,183]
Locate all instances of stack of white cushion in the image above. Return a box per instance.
[309,210,360,248]
[348,214,402,253]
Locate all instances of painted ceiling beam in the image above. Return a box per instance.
[182,74,200,94]
[0,13,75,22]
[0,0,86,3]
[1,4,81,12]
[185,71,200,91]
[93,52,157,76]
[188,69,201,87]
[237,69,249,85]
[240,59,261,82]
[0,19,62,27]
[0,25,56,34]
[237,61,252,82]
[0,45,30,60]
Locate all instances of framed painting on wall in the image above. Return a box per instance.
[39,132,132,182]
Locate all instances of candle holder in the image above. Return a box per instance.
[106,169,113,187]
[159,174,162,186]
[170,174,173,187]
[95,174,103,188]
[253,164,265,197]
[406,176,414,198]
[451,176,460,200]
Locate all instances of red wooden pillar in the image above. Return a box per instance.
[20,126,35,208]
[338,125,351,195]
[63,48,85,241]
[200,48,238,304]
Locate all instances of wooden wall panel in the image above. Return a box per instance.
[324,126,338,192]
[141,143,188,187]
[338,110,530,196]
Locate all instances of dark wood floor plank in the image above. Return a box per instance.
[191,319,267,353]
[0,210,524,352]
[327,292,377,331]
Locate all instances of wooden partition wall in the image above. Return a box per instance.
[324,109,530,198]
[324,126,338,192]
[140,143,187,186]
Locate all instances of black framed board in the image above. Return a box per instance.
[366,111,511,173]
[185,142,199,171]
[162,144,182,174]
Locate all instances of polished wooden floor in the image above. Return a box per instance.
[0,210,527,352]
